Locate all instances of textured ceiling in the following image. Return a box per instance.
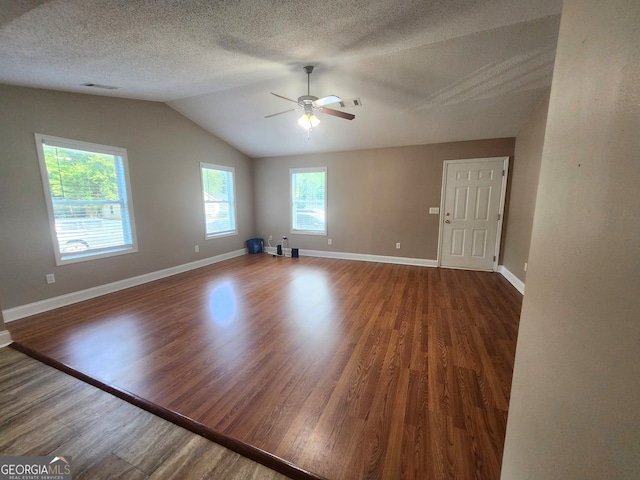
[0,0,562,158]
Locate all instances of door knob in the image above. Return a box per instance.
[445,212,450,216]
[445,219,451,224]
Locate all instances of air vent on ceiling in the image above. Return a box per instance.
[338,98,362,108]
[80,83,120,90]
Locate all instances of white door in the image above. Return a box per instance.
[438,157,508,271]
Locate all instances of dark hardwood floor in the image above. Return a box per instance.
[7,254,522,480]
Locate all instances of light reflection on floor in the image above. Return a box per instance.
[287,267,341,345]
[67,316,143,385]
[207,280,238,327]
[203,278,250,365]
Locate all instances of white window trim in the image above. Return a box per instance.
[290,166,327,236]
[200,162,238,239]
[34,133,138,266]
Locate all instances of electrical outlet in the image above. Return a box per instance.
[45,273,55,284]
[268,235,273,241]
[396,243,401,249]
[524,262,528,272]
[195,245,199,253]
[328,238,332,245]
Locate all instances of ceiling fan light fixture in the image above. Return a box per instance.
[298,113,320,130]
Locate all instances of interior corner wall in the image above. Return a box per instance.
[252,139,515,260]
[0,302,9,346]
[501,90,550,282]
[0,85,254,310]
[501,0,640,478]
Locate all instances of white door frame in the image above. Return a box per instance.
[436,156,509,272]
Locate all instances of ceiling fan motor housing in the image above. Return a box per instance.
[298,95,318,103]
[298,95,318,115]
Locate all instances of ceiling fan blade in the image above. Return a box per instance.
[265,108,299,118]
[270,92,300,104]
[319,107,355,120]
[313,95,342,107]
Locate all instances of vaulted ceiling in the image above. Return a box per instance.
[0,0,562,158]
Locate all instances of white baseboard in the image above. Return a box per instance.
[264,247,437,268]
[3,249,520,323]
[2,248,247,322]
[498,265,525,294]
[0,330,12,348]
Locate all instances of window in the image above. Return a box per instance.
[35,134,137,265]
[201,163,237,238]
[291,167,327,235]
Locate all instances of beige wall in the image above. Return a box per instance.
[502,0,640,478]
[0,85,254,310]
[254,139,515,260]
[501,90,550,282]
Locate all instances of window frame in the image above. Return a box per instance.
[290,166,327,236]
[200,162,238,239]
[34,133,138,266]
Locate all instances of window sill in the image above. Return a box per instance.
[290,230,327,236]
[205,231,238,240]
[57,246,138,266]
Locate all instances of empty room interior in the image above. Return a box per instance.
[0,1,638,479]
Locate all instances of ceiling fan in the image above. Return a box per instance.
[265,65,360,133]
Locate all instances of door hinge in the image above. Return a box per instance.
[493,256,496,262]
[497,213,501,220]
[502,170,505,176]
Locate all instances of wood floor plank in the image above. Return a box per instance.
[112,418,192,475]
[0,348,292,480]
[0,414,75,456]
[74,454,148,480]
[7,255,522,479]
